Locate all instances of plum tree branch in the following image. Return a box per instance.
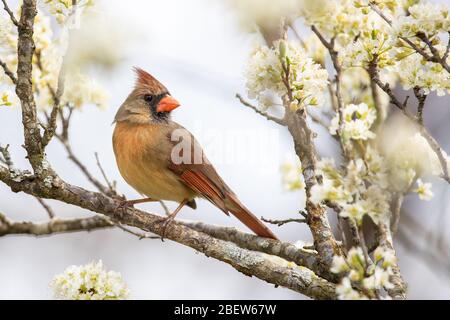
[369,2,450,73]
[257,22,343,269]
[368,57,450,184]
[235,94,286,126]
[0,213,113,237]
[1,0,19,27]
[0,59,17,84]
[0,165,336,299]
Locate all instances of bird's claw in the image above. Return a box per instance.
[115,200,135,217]
[118,200,135,209]
[160,216,175,241]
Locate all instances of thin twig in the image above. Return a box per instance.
[35,197,55,219]
[0,144,13,169]
[236,94,286,126]
[159,201,170,216]
[289,23,307,49]
[308,112,330,130]
[261,217,307,227]
[390,193,404,235]
[55,134,110,195]
[369,59,450,183]
[35,48,67,148]
[369,2,450,73]
[413,87,427,125]
[311,25,349,157]
[94,152,115,192]
[1,0,19,27]
[115,223,160,240]
[0,59,17,84]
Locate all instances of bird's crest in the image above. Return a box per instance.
[133,67,168,93]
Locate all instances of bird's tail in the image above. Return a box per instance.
[225,196,279,240]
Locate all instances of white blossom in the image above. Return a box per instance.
[280,160,304,191]
[336,277,364,300]
[50,260,130,300]
[392,2,450,38]
[374,247,397,268]
[330,255,349,274]
[44,0,94,25]
[414,179,434,201]
[330,103,377,140]
[245,40,328,111]
[396,52,450,96]
[0,91,13,107]
[362,267,394,290]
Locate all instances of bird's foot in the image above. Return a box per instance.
[115,200,135,217]
[119,200,135,209]
[159,215,176,242]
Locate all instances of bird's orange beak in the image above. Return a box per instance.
[157,95,180,113]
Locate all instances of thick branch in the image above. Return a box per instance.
[16,0,45,173]
[0,168,337,299]
[377,222,407,299]
[182,220,339,280]
[0,214,112,237]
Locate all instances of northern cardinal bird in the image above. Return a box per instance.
[112,68,278,240]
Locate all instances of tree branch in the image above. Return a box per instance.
[0,59,17,84]
[55,134,112,195]
[0,144,14,169]
[369,2,450,73]
[261,217,307,227]
[1,0,19,27]
[236,94,286,126]
[413,87,427,125]
[0,167,337,299]
[35,196,55,219]
[0,213,113,237]
[377,221,407,299]
[15,0,46,174]
[311,26,349,157]
[368,58,450,184]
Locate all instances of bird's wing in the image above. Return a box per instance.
[166,123,278,240]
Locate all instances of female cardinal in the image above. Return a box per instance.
[112,68,278,240]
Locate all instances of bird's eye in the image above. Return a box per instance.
[143,95,153,103]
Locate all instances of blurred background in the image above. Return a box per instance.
[0,0,449,299]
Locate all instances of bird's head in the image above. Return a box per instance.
[114,68,180,124]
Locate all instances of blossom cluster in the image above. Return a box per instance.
[395,52,450,96]
[392,2,450,38]
[329,103,377,141]
[310,154,390,224]
[308,139,437,225]
[245,40,328,111]
[332,246,396,300]
[390,1,450,96]
[280,160,305,191]
[44,0,94,25]
[50,260,130,300]
[0,4,108,110]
